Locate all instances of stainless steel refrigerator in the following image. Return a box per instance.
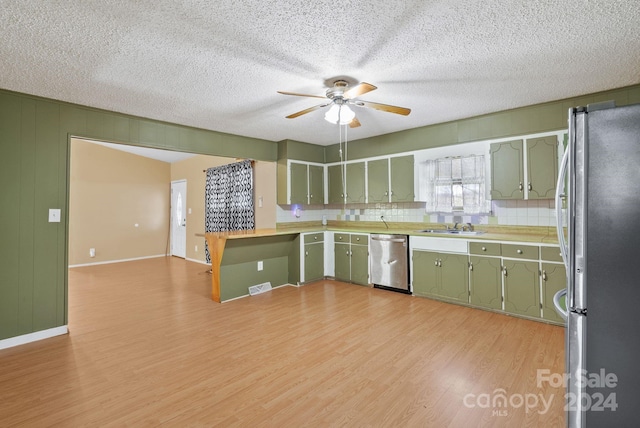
[554,102,640,427]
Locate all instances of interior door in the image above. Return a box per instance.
[171,180,187,258]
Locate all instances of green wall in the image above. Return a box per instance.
[3,83,640,341]
[0,89,277,341]
[325,84,640,162]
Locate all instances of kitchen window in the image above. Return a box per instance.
[423,154,487,213]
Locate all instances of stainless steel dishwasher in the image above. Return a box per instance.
[370,234,410,293]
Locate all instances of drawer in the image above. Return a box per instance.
[304,233,324,244]
[351,234,368,245]
[334,233,350,243]
[541,246,563,262]
[502,243,539,260]
[469,242,501,256]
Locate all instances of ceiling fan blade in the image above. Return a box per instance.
[277,90,326,99]
[344,82,377,99]
[354,100,411,116]
[349,117,361,128]
[285,103,329,119]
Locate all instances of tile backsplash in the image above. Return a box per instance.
[277,199,557,227]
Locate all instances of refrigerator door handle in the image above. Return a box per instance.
[556,145,570,267]
[553,288,568,321]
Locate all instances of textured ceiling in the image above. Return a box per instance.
[1,1,639,146]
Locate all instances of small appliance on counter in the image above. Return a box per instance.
[370,234,410,293]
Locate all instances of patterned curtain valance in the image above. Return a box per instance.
[204,159,254,263]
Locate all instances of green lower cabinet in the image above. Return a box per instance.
[503,260,541,318]
[334,240,369,285]
[439,253,469,302]
[304,242,324,282]
[412,251,468,302]
[334,242,351,282]
[469,256,503,310]
[412,250,440,296]
[541,262,566,323]
[350,244,369,286]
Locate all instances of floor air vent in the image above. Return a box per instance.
[248,282,272,296]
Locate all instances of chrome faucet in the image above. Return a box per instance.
[446,222,460,231]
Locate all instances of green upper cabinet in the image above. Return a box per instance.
[289,162,308,205]
[287,161,325,205]
[490,140,524,199]
[327,164,344,204]
[367,158,389,203]
[490,136,560,200]
[346,162,366,203]
[390,155,415,202]
[526,136,559,199]
[308,164,324,205]
[366,155,415,203]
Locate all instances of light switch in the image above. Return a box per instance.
[188,208,192,214]
[48,209,61,223]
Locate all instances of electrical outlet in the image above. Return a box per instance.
[89,248,96,258]
[257,261,263,271]
[48,209,61,223]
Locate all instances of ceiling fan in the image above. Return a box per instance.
[278,80,411,128]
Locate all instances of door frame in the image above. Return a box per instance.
[170,179,187,258]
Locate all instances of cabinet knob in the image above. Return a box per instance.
[503,267,508,276]
[542,270,547,281]
[384,191,388,196]
[481,246,487,251]
[305,251,308,256]
[438,259,442,267]
[310,194,313,198]
[528,182,532,191]
[339,236,342,240]
[519,182,523,191]
[356,237,360,241]
[517,249,523,254]
[434,260,439,266]
[469,262,473,271]
[390,190,394,195]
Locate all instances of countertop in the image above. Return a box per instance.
[200,221,560,244]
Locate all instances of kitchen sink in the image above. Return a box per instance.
[416,229,486,236]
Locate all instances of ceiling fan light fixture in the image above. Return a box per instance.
[324,103,355,125]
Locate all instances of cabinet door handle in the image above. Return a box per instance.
[527,182,532,191]
[469,262,473,271]
[542,270,547,281]
[503,267,508,277]
[519,182,523,191]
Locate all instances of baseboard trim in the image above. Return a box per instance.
[185,257,210,266]
[69,254,166,268]
[0,326,68,351]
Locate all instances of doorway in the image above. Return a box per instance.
[171,180,187,258]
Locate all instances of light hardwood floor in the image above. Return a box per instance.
[0,257,566,427]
